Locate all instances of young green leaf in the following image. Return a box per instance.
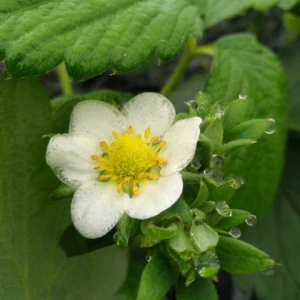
[203,119,223,152]
[176,277,218,300]
[137,254,173,300]
[226,119,273,142]
[191,180,209,208]
[216,237,274,274]
[214,209,251,229]
[0,0,203,79]
[217,139,256,155]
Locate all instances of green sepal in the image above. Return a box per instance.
[214,209,251,230]
[141,223,178,248]
[202,119,223,152]
[49,184,76,201]
[216,237,275,274]
[223,98,248,132]
[225,119,272,142]
[168,223,196,257]
[191,181,209,208]
[207,180,235,203]
[114,214,140,248]
[185,269,197,286]
[175,112,189,122]
[149,198,193,225]
[195,92,213,118]
[217,139,256,155]
[137,254,173,300]
[189,223,219,253]
[164,243,193,276]
[194,134,213,170]
[200,201,216,214]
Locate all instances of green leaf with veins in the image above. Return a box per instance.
[0,0,203,80]
[205,34,288,216]
[236,137,300,300]
[0,74,127,299]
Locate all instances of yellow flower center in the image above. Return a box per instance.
[91,126,168,197]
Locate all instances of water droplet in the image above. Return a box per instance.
[265,118,276,134]
[186,100,198,110]
[245,214,257,226]
[191,160,201,170]
[204,168,224,185]
[215,201,232,217]
[229,227,241,239]
[239,94,248,100]
[230,177,245,189]
[262,264,276,276]
[210,155,225,169]
[146,255,152,262]
[194,252,220,278]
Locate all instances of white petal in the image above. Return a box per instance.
[71,182,128,238]
[46,134,100,188]
[160,117,202,176]
[126,173,183,219]
[122,93,176,137]
[69,100,128,141]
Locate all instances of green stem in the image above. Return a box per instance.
[57,63,74,96]
[160,39,215,97]
[193,44,215,56]
[215,229,230,236]
[160,37,196,97]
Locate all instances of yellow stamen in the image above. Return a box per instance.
[137,134,142,140]
[123,177,131,184]
[133,185,141,195]
[158,141,167,149]
[144,128,151,139]
[151,136,159,144]
[137,172,146,179]
[159,160,168,166]
[148,173,159,180]
[100,141,109,151]
[128,126,134,134]
[98,174,110,181]
[93,166,102,170]
[112,131,119,139]
[91,155,104,163]
[117,184,123,193]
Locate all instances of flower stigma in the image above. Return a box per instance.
[92,126,168,197]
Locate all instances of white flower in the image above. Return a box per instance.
[46,93,201,238]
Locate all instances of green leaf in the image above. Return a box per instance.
[114,214,140,248]
[50,183,76,201]
[141,223,178,248]
[225,119,273,142]
[189,223,219,253]
[191,180,209,208]
[0,0,203,79]
[280,40,300,132]
[208,180,235,203]
[203,119,223,152]
[176,277,218,300]
[216,237,274,275]
[0,75,127,299]
[214,209,251,230]
[235,137,300,300]
[205,34,288,216]
[137,254,173,300]
[217,139,256,155]
[223,98,248,132]
[52,89,132,133]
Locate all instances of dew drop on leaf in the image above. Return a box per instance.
[245,214,257,226]
[215,201,232,217]
[191,160,201,170]
[239,94,248,100]
[229,227,241,239]
[204,168,224,185]
[265,118,276,134]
